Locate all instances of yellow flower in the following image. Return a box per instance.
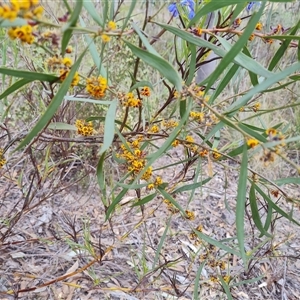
[86,76,108,98]
[185,210,195,220]
[8,24,35,44]
[266,128,277,136]
[149,125,159,133]
[141,86,150,97]
[72,72,80,86]
[252,102,260,112]
[75,119,94,136]
[107,20,116,30]
[190,111,204,122]
[172,139,179,147]
[33,5,43,18]
[185,135,194,144]
[0,148,6,169]
[141,167,152,180]
[101,34,110,43]
[199,149,208,157]
[247,138,259,148]
[122,93,142,107]
[154,176,163,186]
[162,119,179,129]
[196,27,202,35]
[248,33,255,41]
[212,148,222,160]
[60,70,80,86]
[210,276,218,283]
[62,57,72,67]
[0,4,18,21]
[256,22,263,30]
[147,183,155,190]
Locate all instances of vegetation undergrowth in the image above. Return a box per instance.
[0,0,300,298]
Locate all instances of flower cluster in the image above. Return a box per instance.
[86,76,108,98]
[162,119,179,129]
[107,20,116,31]
[2,0,44,44]
[118,138,152,180]
[141,86,151,97]
[120,92,142,107]
[147,176,163,190]
[0,149,6,169]
[163,199,179,214]
[7,24,34,44]
[190,111,204,122]
[60,69,79,87]
[75,119,94,136]
[0,0,44,21]
[45,55,79,86]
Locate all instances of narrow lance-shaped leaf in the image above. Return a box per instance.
[156,23,273,79]
[249,181,272,238]
[226,62,300,116]
[269,20,300,71]
[121,0,137,31]
[0,78,33,100]
[83,1,103,27]
[99,100,117,155]
[236,143,248,268]
[61,0,83,55]
[205,2,265,92]
[79,16,107,78]
[123,39,182,91]
[15,48,87,150]
[0,68,58,82]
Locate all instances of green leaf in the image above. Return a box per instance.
[132,193,157,207]
[152,216,172,269]
[15,49,87,150]
[123,39,182,91]
[242,46,259,86]
[193,261,206,300]
[0,18,27,27]
[269,20,300,71]
[274,177,300,185]
[194,230,240,256]
[79,17,107,78]
[255,185,300,226]
[121,0,137,31]
[249,182,272,238]
[99,100,117,154]
[156,23,272,79]
[218,275,233,300]
[210,64,240,104]
[186,44,197,85]
[47,122,76,130]
[205,3,265,91]
[97,151,107,204]
[106,187,129,220]
[236,143,248,268]
[264,203,273,233]
[226,62,300,116]
[61,0,83,55]
[0,78,32,100]
[0,68,57,82]
[131,22,159,56]
[172,177,213,194]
